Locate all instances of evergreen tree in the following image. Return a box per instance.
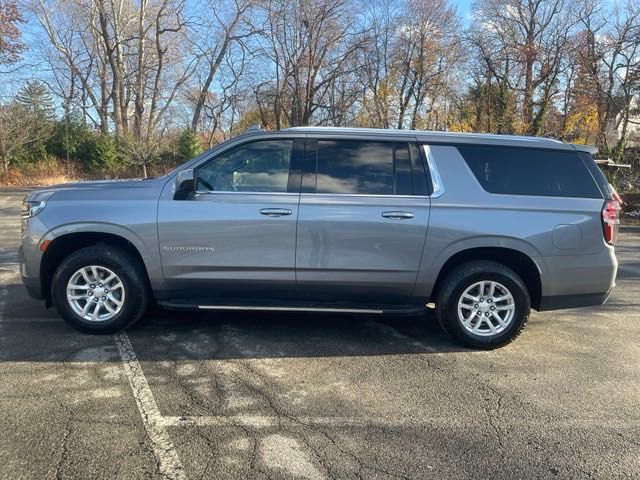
[176,129,202,162]
[89,134,118,171]
[15,80,55,121]
[47,114,92,161]
[13,81,55,163]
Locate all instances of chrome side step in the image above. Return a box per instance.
[196,305,384,314]
[158,300,426,315]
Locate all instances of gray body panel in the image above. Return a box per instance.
[157,189,299,299]
[20,178,169,294]
[415,145,617,300]
[295,193,429,303]
[20,127,617,311]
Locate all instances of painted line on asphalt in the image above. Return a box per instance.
[114,332,187,480]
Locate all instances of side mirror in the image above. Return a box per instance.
[174,168,195,200]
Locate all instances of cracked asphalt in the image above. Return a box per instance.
[0,188,639,479]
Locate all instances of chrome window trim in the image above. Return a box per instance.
[194,190,298,196]
[422,144,445,198]
[193,191,428,199]
[300,193,429,200]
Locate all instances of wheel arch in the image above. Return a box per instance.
[430,247,543,310]
[40,230,150,306]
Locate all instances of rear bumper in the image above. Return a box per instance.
[538,289,613,311]
[539,247,617,301]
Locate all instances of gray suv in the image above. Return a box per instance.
[19,127,619,348]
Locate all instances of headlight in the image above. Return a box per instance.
[22,200,47,219]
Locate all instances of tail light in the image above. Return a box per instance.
[602,199,621,245]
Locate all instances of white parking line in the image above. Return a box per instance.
[114,332,187,480]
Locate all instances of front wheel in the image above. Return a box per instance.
[436,261,530,349]
[51,245,150,334]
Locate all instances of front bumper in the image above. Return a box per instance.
[22,274,43,300]
[19,246,43,300]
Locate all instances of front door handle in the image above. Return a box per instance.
[382,211,415,220]
[260,208,293,217]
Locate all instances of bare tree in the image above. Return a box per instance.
[574,0,640,155]
[30,0,195,141]
[471,0,576,135]
[118,134,159,178]
[357,0,462,130]
[257,0,366,127]
[188,0,257,132]
[393,0,462,129]
[358,0,402,128]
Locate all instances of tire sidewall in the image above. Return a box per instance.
[440,267,530,348]
[52,247,146,333]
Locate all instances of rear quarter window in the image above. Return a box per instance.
[577,151,613,199]
[457,145,602,199]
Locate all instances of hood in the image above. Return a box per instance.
[26,177,164,202]
[43,178,150,190]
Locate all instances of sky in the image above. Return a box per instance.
[3,0,477,100]
[455,0,474,16]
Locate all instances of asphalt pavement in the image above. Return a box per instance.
[0,188,638,479]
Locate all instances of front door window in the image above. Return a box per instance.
[196,140,293,193]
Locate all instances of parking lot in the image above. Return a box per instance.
[0,188,639,479]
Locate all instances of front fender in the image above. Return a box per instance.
[40,222,166,292]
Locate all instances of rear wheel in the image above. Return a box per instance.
[52,245,149,334]
[436,261,530,349]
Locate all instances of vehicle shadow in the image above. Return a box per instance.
[0,281,468,364]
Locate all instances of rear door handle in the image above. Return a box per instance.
[382,211,415,220]
[260,208,293,217]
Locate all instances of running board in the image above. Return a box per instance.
[200,305,383,314]
[158,300,426,316]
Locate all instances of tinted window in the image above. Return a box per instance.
[410,143,430,195]
[315,140,394,195]
[457,146,602,198]
[197,140,292,192]
[394,143,413,195]
[578,151,613,199]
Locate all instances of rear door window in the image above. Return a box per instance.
[457,145,602,198]
[315,140,394,195]
[309,140,425,195]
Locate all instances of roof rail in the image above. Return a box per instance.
[245,123,264,133]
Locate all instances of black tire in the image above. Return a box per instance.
[435,260,530,349]
[51,245,150,334]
